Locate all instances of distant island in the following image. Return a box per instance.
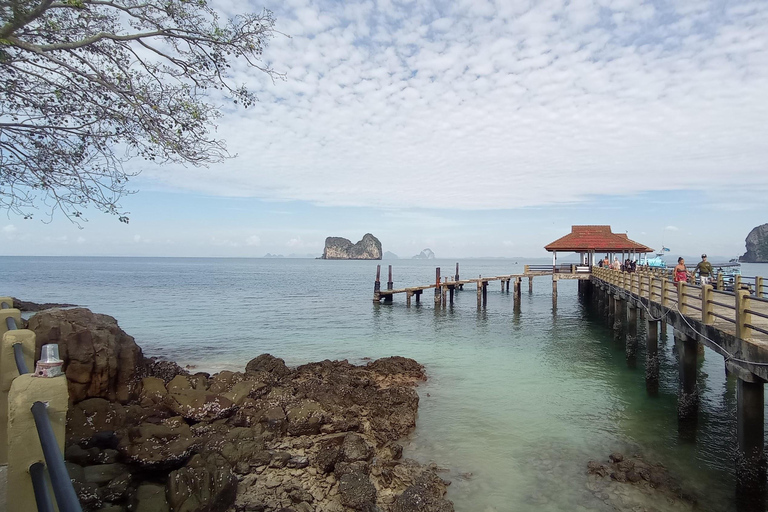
[320,233,382,260]
[383,251,399,259]
[740,223,768,263]
[412,248,435,260]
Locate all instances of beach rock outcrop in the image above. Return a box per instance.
[321,233,382,260]
[64,347,452,512]
[28,308,143,403]
[740,223,768,263]
[10,297,77,311]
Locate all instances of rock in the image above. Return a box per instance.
[83,463,129,484]
[68,398,126,446]
[66,445,93,466]
[287,456,309,469]
[314,437,344,474]
[168,452,237,512]
[139,357,189,383]
[321,234,382,260]
[392,473,454,512]
[167,374,193,393]
[339,433,373,463]
[97,448,120,464]
[103,472,132,502]
[164,389,236,422]
[338,472,377,509]
[9,298,77,311]
[411,248,435,260]
[27,308,143,403]
[132,483,169,512]
[222,380,268,405]
[286,400,326,436]
[140,377,168,403]
[66,461,86,482]
[118,423,196,470]
[740,223,768,262]
[73,480,103,509]
[608,452,624,463]
[245,354,291,378]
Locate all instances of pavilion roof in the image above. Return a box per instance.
[544,225,654,253]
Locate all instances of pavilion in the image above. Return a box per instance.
[544,226,654,267]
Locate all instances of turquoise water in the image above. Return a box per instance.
[2,257,767,511]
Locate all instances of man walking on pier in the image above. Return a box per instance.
[695,254,713,285]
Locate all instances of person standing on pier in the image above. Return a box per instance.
[674,257,689,283]
[694,254,713,285]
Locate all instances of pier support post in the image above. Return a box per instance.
[677,333,699,423]
[406,291,412,307]
[736,377,766,511]
[441,285,447,308]
[477,281,482,308]
[449,286,455,305]
[415,291,421,304]
[434,268,441,306]
[373,265,381,302]
[515,277,521,300]
[529,276,533,293]
[645,319,659,395]
[552,277,558,296]
[482,281,487,307]
[660,321,667,340]
[384,265,393,304]
[613,296,625,340]
[626,305,638,363]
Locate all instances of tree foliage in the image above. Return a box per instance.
[0,0,279,223]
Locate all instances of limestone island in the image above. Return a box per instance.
[740,223,768,263]
[18,307,453,511]
[321,234,382,260]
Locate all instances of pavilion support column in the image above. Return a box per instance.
[613,295,625,341]
[645,318,659,395]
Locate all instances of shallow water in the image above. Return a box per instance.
[3,257,767,511]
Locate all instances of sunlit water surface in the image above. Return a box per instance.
[3,257,768,511]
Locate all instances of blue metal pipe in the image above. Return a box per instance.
[5,315,16,331]
[13,343,29,375]
[0,301,10,308]
[29,462,55,512]
[30,402,83,512]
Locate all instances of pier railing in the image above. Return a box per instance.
[0,298,81,511]
[592,268,768,342]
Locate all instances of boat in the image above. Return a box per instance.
[637,247,670,269]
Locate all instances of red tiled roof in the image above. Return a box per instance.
[544,225,653,253]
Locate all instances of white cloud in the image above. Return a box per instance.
[76,236,86,244]
[245,235,262,246]
[287,237,305,248]
[136,0,768,213]
[2,225,17,235]
[665,226,679,231]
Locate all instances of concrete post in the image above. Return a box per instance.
[482,281,487,307]
[528,276,533,293]
[8,374,69,512]
[552,277,558,295]
[626,305,638,362]
[756,276,764,298]
[373,265,381,302]
[645,319,659,395]
[736,378,766,511]
[406,291,412,307]
[701,284,714,325]
[677,334,699,422]
[736,290,752,341]
[434,268,441,305]
[0,297,13,309]
[477,281,482,308]
[384,265,393,304]
[1,329,36,464]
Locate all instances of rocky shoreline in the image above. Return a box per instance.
[24,308,453,512]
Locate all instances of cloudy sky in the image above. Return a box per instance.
[2,0,767,258]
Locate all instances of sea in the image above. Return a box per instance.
[2,256,768,511]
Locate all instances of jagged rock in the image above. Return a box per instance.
[104,472,133,502]
[392,473,454,512]
[321,234,382,260]
[339,433,373,463]
[286,400,326,436]
[118,423,196,470]
[28,308,143,403]
[138,357,190,383]
[83,463,129,484]
[68,398,127,445]
[168,452,237,512]
[132,483,169,512]
[245,354,291,378]
[740,223,768,262]
[164,389,237,422]
[338,471,377,509]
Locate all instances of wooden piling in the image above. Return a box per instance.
[373,265,381,302]
[449,286,455,305]
[406,291,412,307]
[434,268,441,305]
[529,276,533,293]
[384,265,394,303]
[477,280,482,308]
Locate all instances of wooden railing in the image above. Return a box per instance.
[591,267,768,342]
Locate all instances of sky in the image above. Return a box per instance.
[2,0,767,259]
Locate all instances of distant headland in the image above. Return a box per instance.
[739,223,768,263]
[320,233,382,260]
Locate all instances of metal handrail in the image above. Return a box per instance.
[711,312,736,324]
[745,323,768,337]
[0,301,10,309]
[30,402,83,512]
[14,343,29,375]
[29,462,55,512]
[5,316,16,332]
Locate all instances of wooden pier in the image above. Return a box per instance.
[373,263,590,308]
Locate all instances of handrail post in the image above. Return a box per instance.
[1,329,35,464]
[735,275,742,291]
[0,297,13,309]
[702,284,714,325]
[717,272,724,291]
[661,279,668,308]
[8,374,72,512]
[646,274,652,302]
[756,276,764,298]
[524,264,529,274]
[677,281,688,315]
[736,290,752,340]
